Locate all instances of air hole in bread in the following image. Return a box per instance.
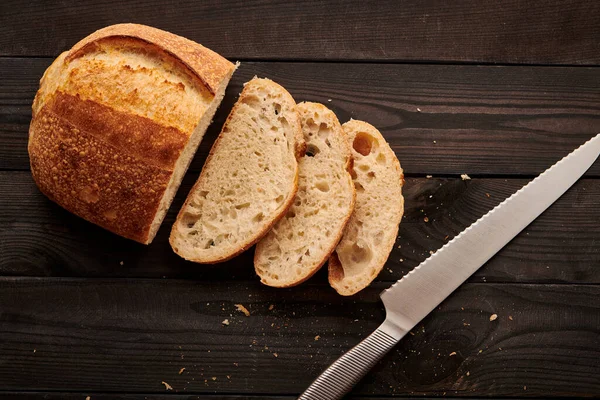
[199,190,209,199]
[318,123,331,138]
[350,167,358,180]
[254,151,262,157]
[241,95,261,109]
[353,132,376,156]
[305,249,311,256]
[325,138,332,147]
[367,171,376,178]
[298,231,304,237]
[224,189,235,196]
[274,103,281,115]
[350,243,373,265]
[376,153,386,164]
[359,164,370,172]
[253,212,265,222]
[306,144,320,157]
[235,202,250,209]
[275,194,284,203]
[286,210,296,218]
[215,233,230,245]
[325,230,331,237]
[315,181,330,192]
[182,214,196,228]
[355,182,365,192]
[205,239,215,249]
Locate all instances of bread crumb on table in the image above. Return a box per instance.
[161,381,173,391]
[509,315,513,320]
[222,319,230,326]
[273,352,278,358]
[449,351,457,356]
[426,175,433,179]
[461,174,471,180]
[424,216,429,222]
[86,397,91,400]
[268,304,274,311]
[314,335,320,341]
[178,367,186,375]
[235,304,250,317]
[417,107,421,112]
[490,314,498,321]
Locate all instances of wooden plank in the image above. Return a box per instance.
[1,0,599,64]
[0,171,598,283]
[0,278,598,396]
[1,58,599,176]
[0,394,532,400]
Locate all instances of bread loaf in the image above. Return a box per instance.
[329,120,404,295]
[254,102,355,287]
[28,23,236,244]
[170,78,305,263]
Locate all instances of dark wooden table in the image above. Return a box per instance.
[1,1,599,399]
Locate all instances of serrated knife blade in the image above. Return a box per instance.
[298,133,600,400]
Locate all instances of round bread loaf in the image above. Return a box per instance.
[28,24,236,244]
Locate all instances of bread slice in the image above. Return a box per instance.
[329,120,404,296]
[28,24,236,244]
[254,102,355,287]
[170,78,305,263]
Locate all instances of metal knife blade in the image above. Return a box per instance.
[298,133,600,400]
[380,132,600,339]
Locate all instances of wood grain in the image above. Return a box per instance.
[0,278,597,396]
[1,0,599,64]
[0,395,534,400]
[1,58,599,176]
[1,171,598,284]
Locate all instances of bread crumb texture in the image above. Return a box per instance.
[329,120,404,296]
[255,102,355,287]
[170,78,303,262]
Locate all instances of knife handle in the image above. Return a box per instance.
[298,322,400,400]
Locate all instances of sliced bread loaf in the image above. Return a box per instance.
[254,102,355,287]
[329,120,404,296]
[170,78,305,263]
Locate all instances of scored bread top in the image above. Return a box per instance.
[66,23,232,95]
[329,120,404,296]
[28,24,235,243]
[170,78,305,263]
[254,102,355,287]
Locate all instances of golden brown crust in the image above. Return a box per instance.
[66,23,234,95]
[29,24,235,244]
[51,92,188,170]
[29,100,175,243]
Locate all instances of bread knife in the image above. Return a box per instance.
[298,133,600,400]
